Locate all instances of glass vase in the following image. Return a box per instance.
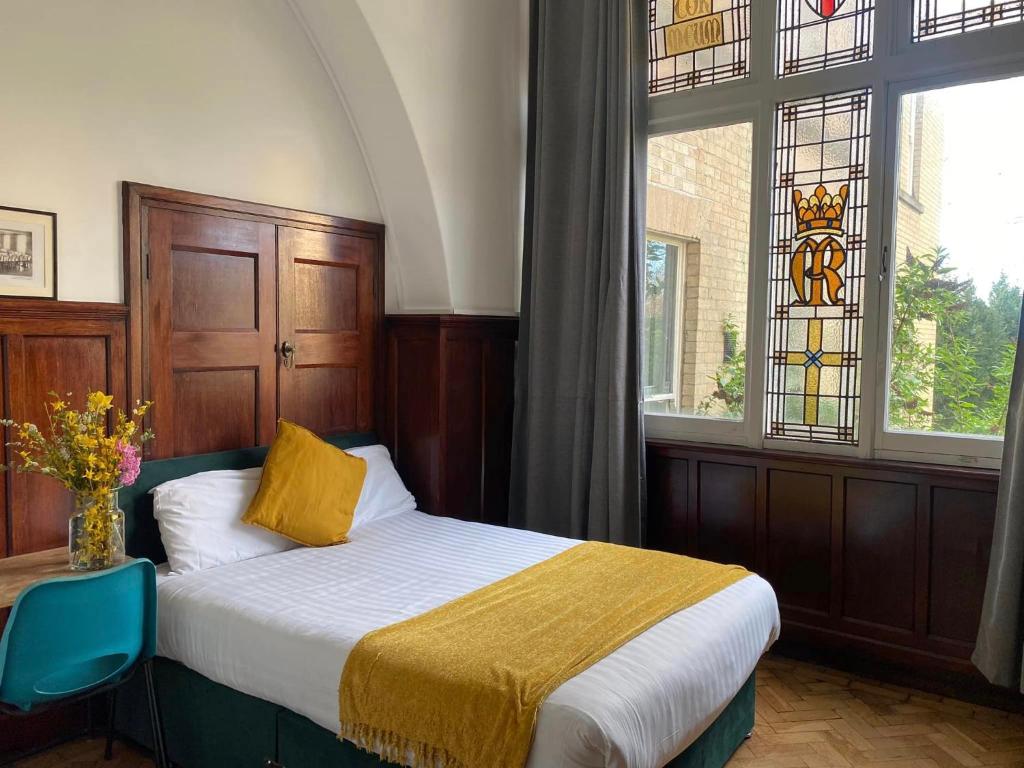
[69,490,125,571]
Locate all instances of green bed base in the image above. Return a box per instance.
[116,435,755,767]
[115,658,754,768]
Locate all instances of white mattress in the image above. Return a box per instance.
[156,511,779,768]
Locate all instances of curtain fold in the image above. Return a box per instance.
[973,298,1024,692]
[509,0,648,545]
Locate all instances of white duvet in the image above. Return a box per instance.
[156,511,780,768]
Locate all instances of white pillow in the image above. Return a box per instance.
[151,444,415,573]
[346,444,418,530]
[152,468,297,574]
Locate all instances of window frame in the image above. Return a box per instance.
[643,107,763,447]
[642,230,688,406]
[872,60,1024,468]
[646,0,1024,467]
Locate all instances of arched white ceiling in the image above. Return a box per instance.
[287,0,527,315]
[287,0,451,312]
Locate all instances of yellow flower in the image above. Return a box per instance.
[87,392,114,412]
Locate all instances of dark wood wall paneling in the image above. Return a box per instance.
[0,299,129,758]
[385,315,517,526]
[0,300,129,557]
[646,440,1002,682]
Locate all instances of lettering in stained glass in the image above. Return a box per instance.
[649,0,750,94]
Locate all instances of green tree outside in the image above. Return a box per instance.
[696,248,1021,433]
[889,247,1020,436]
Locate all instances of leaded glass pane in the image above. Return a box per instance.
[913,0,1024,41]
[776,0,875,78]
[649,0,751,94]
[766,88,871,445]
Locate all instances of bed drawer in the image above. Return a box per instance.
[276,709,400,768]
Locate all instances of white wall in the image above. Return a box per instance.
[292,0,528,315]
[355,0,527,315]
[1,1,528,314]
[0,0,381,304]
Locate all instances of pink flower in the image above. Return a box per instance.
[117,442,141,487]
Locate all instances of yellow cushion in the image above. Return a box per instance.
[243,420,367,546]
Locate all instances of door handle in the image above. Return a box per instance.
[280,340,296,369]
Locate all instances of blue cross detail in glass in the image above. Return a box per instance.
[803,348,825,368]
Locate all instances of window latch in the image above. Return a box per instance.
[879,244,889,283]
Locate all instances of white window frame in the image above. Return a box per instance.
[643,231,689,409]
[644,108,762,446]
[646,0,1024,468]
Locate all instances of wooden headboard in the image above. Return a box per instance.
[122,183,385,459]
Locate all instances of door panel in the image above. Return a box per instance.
[294,261,359,331]
[171,369,258,455]
[145,207,276,458]
[278,227,376,434]
[171,250,257,331]
[286,367,358,434]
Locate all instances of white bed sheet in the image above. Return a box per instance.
[156,511,779,768]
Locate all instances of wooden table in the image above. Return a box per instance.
[0,547,74,609]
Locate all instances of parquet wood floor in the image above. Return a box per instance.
[739,657,1024,768]
[10,656,1024,767]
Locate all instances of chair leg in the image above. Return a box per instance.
[105,688,118,760]
[143,660,169,768]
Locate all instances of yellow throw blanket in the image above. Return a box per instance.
[338,541,748,768]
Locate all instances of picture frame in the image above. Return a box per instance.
[0,205,57,300]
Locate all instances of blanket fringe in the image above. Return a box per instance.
[339,721,466,768]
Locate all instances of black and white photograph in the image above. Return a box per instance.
[0,206,56,299]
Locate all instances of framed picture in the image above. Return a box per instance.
[0,206,56,299]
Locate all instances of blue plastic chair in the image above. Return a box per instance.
[0,559,167,767]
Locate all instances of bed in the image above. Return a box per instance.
[113,434,780,768]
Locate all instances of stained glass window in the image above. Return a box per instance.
[649,0,751,94]
[766,88,871,444]
[776,0,875,78]
[913,0,1024,41]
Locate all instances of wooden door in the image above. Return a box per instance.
[145,208,277,458]
[277,227,377,434]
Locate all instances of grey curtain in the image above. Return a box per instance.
[973,298,1024,691]
[509,0,648,545]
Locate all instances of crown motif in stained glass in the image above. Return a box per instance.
[792,183,849,240]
